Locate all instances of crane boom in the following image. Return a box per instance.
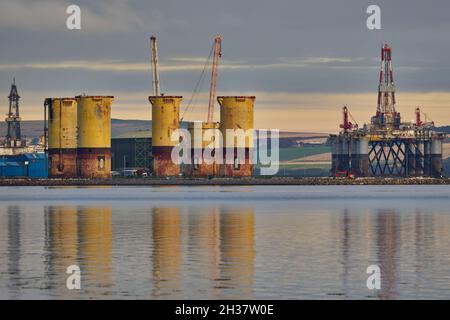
[207,35,222,123]
[150,35,161,96]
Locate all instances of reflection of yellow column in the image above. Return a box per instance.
[188,207,221,297]
[220,207,255,297]
[47,206,78,297]
[376,210,398,300]
[79,207,112,291]
[152,208,181,297]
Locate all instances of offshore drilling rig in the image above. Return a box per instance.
[330,44,446,178]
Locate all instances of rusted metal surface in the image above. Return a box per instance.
[48,148,77,178]
[217,96,255,177]
[219,148,253,177]
[76,96,113,148]
[185,122,220,177]
[77,148,111,178]
[149,96,182,148]
[149,96,182,176]
[47,98,77,149]
[152,146,180,176]
[184,148,219,177]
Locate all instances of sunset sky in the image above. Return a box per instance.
[0,0,449,133]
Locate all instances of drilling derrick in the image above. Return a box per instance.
[372,44,400,130]
[5,78,25,148]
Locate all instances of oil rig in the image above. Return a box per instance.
[330,44,446,178]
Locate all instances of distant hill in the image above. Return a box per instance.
[0,120,44,143]
[437,126,450,134]
[110,119,152,137]
[1,119,447,144]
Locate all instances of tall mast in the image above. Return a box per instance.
[150,35,161,96]
[207,35,222,123]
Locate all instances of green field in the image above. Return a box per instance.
[279,146,331,161]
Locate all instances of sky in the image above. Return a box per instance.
[0,0,449,132]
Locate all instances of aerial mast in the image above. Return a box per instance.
[150,35,161,96]
[207,35,222,123]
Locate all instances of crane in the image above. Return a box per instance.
[207,35,222,123]
[340,105,358,131]
[150,35,161,96]
[415,107,423,127]
[415,107,435,128]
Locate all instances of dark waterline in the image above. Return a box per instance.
[0,185,449,299]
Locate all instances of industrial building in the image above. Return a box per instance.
[330,44,446,178]
[111,131,152,171]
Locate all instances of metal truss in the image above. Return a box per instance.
[134,138,151,169]
[368,139,425,177]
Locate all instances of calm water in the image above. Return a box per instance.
[0,185,450,299]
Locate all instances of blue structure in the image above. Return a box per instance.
[0,153,48,178]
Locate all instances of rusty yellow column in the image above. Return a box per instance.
[186,121,220,177]
[46,98,78,178]
[148,96,182,176]
[76,95,114,178]
[218,96,255,177]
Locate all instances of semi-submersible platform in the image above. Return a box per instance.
[330,44,446,178]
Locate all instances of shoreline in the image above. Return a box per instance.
[0,177,449,186]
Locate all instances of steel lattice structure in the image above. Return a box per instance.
[5,78,25,148]
[368,139,425,177]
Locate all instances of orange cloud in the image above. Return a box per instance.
[12,90,450,133]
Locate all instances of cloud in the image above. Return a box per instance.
[0,0,149,34]
[15,90,450,133]
[0,56,370,73]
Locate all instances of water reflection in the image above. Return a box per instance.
[45,206,79,298]
[376,209,399,300]
[7,206,21,299]
[152,208,182,298]
[185,207,255,299]
[78,207,113,295]
[187,207,221,298]
[0,188,449,299]
[219,207,255,298]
